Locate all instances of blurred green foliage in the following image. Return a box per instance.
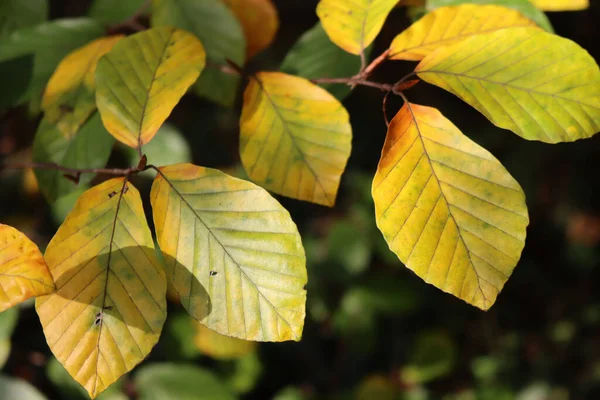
[0,0,600,399]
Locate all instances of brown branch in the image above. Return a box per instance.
[1,162,143,181]
[363,49,390,78]
[311,77,393,92]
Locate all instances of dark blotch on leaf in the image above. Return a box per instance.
[210,271,218,276]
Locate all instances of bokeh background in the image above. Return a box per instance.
[1,0,600,399]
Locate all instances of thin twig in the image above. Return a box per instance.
[382,90,391,127]
[359,47,367,73]
[2,162,140,177]
[311,76,393,92]
[363,49,390,78]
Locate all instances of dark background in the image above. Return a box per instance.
[1,0,600,399]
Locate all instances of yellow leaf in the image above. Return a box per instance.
[416,27,600,143]
[0,224,54,312]
[372,103,529,310]
[316,0,397,55]
[194,323,256,360]
[240,72,352,206]
[222,0,279,59]
[95,27,205,149]
[389,4,538,61]
[42,36,123,136]
[36,178,166,398]
[530,0,588,11]
[150,163,307,341]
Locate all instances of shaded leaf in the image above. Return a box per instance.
[0,308,18,368]
[150,163,307,341]
[43,36,122,135]
[36,178,166,398]
[88,0,147,24]
[194,323,256,360]
[0,18,103,106]
[372,103,528,309]
[135,363,235,400]
[389,4,538,61]
[280,22,369,100]
[0,0,48,39]
[0,224,54,312]
[530,0,588,11]
[95,26,205,148]
[416,27,600,143]
[239,72,352,206]
[151,0,245,107]
[33,113,116,202]
[0,54,34,108]
[0,376,47,400]
[426,0,553,32]
[401,331,457,384]
[222,0,278,59]
[316,0,397,55]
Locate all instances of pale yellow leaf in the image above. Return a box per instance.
[389,4,538,61]
[316,0,398,55]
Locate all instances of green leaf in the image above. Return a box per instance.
[281,22,369,100]
[426,0,553,32]
[135,364,236,400]
[150,164,307,341]
[0,55,33,108]
[0,308,18,369]
[0,18,104,106]
[0,0,48,39]
[32,113,115,202]
[401,331,457,384]
[0,375,47,400]
[327,221,371,275]
[416,27,600,143]
[151,0,245,107]
[88,0,146,24]
[95,27,206,148]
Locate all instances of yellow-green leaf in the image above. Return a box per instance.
[150,163,307,341]
[95,26,205,149]
[316,0,397,55]
[36,178,166,398]
[530,0,588,11]
[0,224,54,312]
[372,103,528,310]
[222,0,279,59]
[194,323,256,360]
[42,35,122,135]
[416,27,600,143]
[389,4,538,61]
[240,72,352,206]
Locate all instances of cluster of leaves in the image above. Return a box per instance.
[0,0,598,398]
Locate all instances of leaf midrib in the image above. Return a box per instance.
[403,102,490,307]
[417,68,600,110]
[254,76,334,205]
